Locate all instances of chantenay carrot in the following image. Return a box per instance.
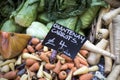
[79,73,94,80]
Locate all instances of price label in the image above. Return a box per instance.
[42,23,87,59]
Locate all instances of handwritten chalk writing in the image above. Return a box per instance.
[42,23,87,59]
[51,28,77,44]
[59,40,67,49]
[52,23,86,44]
[63,50,71,57]
[45,38,55,46]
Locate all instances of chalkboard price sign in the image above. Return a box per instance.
[42,23,87,59]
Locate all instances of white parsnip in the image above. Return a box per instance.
[106,65,120,80]
[117,75,120,80]
[87,39,108,65]
[43,71,52,80]
[9,63,15,71]
[98,29,109,39]
[0,65,10,73]
[65,70,72,80]
[109,15,120,64]
[0,59,16,67]
[82,40,115,60]
[102,7,120,25]
[22,53,41,61]
[96,7,110,39]
[37,62,44,78]
[104,45,112,74]
[73,65,99,76]
[15,55,22,65]
[20,74,28,80]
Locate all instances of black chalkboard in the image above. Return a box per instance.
[42,23,87,59]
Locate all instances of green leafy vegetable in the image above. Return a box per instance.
[38,0,45,12]
[56,16,78,31]
[46,22,54,30]
[14,0,39,27]
[0,0,23,24]
[1,19,24,33]
[74,0,108,33]
[80,6,100,29]
[37,12,51,24]
[44,0,91,20]
[26,22,49,39]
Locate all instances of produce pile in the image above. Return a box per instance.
[0,0,120,80]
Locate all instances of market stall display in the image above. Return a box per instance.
[0,0,120,80]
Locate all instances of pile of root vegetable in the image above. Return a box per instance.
[0,0,120,80]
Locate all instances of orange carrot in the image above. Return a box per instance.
[79,63,87,68]
[71,67,77,72]
[79,50,89,57]
[60,63,68,70]
[60,62,74,70]
[45,63,55,70]
[74,57,81,68]
[79,73,93,80]
[66,62,74,69]
[25,58,37,66]
[27,45,35,53]
[22,48,29,53]
[15,76,20,80]
[60,54,72,62]
[53,60,61,74]
[39,52,49,63]
[0,73,4,78]
[29,62,40,72]
[35,42,43,51]
[77,56,89,66]
[3,70,18,79]
[31,38,40,45]
[45,51,52,58]
[59,71,67,80]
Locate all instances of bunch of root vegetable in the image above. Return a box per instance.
[88,6,120,80]
[0,37,99,80]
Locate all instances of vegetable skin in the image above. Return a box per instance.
[82,40,116,60]
[109,15,120,64]
[87,39,108,65]
[102,7,120,25]
[106,65,120,80]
